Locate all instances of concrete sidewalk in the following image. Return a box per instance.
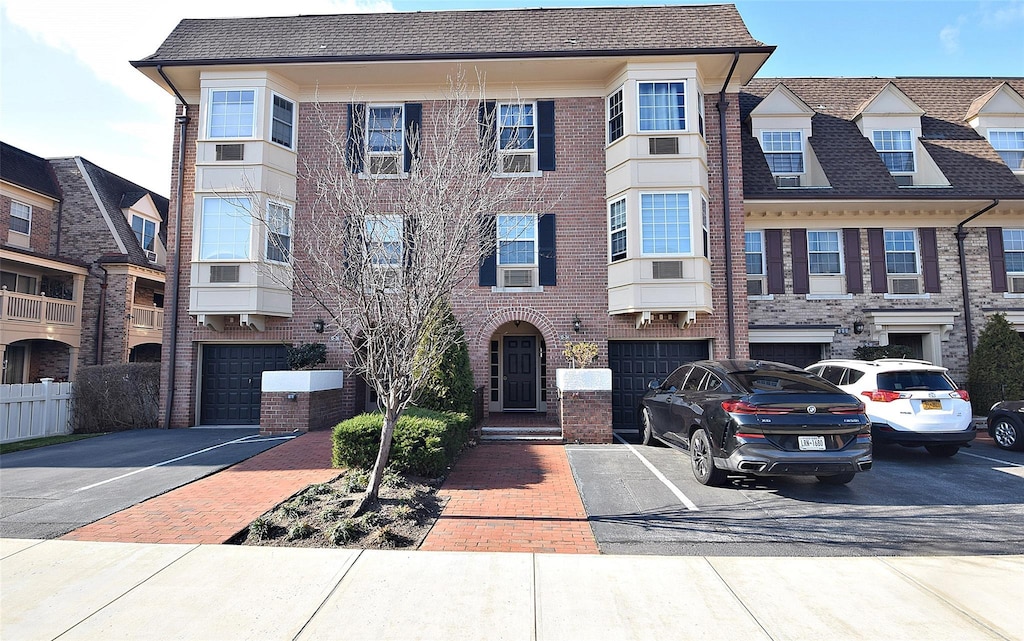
[2,538,1020,641]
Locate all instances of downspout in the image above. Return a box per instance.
[95,264,108,365]
[54,199,64,256]
[955,199,999,361]
[717,52,741,358]
[158,65,190,429]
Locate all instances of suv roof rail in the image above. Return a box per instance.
[872,358,934,365]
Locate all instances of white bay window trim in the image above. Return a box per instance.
[207,89,257,140]
[640,192,692,256]
[199,196,252,260]
[637,81,687,133]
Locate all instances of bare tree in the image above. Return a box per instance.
[251,74,545,512]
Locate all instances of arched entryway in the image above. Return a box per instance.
[487,320,551,414]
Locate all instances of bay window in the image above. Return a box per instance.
[641,192,691,255]
[208,90,256,139]
[638,82,686,132]
[200,197,251,260]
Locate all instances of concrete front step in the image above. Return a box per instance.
[480,426,563,442]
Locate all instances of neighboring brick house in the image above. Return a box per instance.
[740,79,1024,382]
[0,142,168,383]
[132,5,774,432]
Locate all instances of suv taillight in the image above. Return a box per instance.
[830,402,866,414]
[953,390,970,401]
[861,390,904,403]
[721,400,791,415]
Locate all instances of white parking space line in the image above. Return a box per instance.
[74,434,296,492]
[960,451,1023,467]
[613,434,699,511]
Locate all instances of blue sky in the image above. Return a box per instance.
[1,0,1021,193]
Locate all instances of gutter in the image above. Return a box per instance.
[954,199,999,361]
[157,65,190,430]
[718,51,741,358]
[95,264,108,365]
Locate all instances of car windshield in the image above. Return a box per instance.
[732,370,839,393]
[877,371,954,392]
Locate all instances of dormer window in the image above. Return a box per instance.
[872,130,915,173]
[132,215,157,259]
[989,130,1024,170]
[760,131,804,186]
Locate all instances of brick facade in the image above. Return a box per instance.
[559,389,612,444]
[260,389,346,436]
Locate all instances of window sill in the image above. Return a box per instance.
[358,172,409,180]
[1003,292,1024,299]
[490,286,545,294]
[747,294,775,301]
[492,171,543,179]
[806,293,853,300]
[883,293,931,300]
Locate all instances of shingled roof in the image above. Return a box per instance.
[133,4,769,66]
[1,142,61,200]
[741,77,1024,201]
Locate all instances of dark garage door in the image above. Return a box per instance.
[609,340,710,434]
[748,343,824,368]
[200,344,288,425]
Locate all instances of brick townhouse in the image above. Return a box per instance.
[1,142,168,383]
[133,5,774,433]
[740,79,1024,381]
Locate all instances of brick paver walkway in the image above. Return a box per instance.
[62,431,339,544]
[421,443,599,554]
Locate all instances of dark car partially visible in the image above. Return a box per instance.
[988,401,1024,451]
[639,359,872,486]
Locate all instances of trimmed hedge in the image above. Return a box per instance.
[332,407,471,477]
[72,363,160,433]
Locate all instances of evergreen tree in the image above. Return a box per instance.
[415,301,475,416]
[967,313,1024,414]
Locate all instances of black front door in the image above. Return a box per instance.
[200,344,288,425]
[503,336,536,409]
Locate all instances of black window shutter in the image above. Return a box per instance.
[867,228,887,293]
[403,103,422,173]
[346,103,365,173]
[920,228,940,293]
[479,218,497,287]
[478,101,497,173]
[988,227,1007,293]
[765,229,785,294]
[537,100,556,171]
[843,228,864,294]
[538,214,556,286]
[791,229,809,295]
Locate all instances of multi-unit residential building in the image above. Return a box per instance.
[741,79,1024,376]
[1,142,168,384]
[133,5,1022,436]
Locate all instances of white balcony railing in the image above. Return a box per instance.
[0,291,78,327]
[131,305,164,330]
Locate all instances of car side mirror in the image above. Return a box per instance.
[648,379,662,391]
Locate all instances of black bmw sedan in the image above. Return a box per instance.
[639,360,872,486]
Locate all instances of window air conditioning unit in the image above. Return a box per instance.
[210,265,240,283]
[889,277,920,295]
[144,250,158,263]
[648,137,679,155]
[1010,276,1024,294]
[369,156,400,176]
[652,261,684,279]
[502,268,534,288]
[501,154,533,173]
[892,175,914,186]
[774,175,801,187]
[747,278,765,296]
[215,144,244,161]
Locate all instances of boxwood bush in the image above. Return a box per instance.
[332,407,471,477]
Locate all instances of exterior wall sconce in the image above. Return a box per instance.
[313,318,325,334]
[572,314,582,333]
[513,319,521,328]
[853,320,865,335]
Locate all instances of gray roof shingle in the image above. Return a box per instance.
[741,77,1024,200]
[1,142,61,200]
[134,5,769,66]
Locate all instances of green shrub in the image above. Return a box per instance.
[968,313,1024,415]
[414,302,475,415]
[71,363,160,433]
[286,343,327,370]
[332,407,471,477]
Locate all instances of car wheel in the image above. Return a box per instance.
[925,444,959,457]
[690,429,727,486]
[640,408,654,446]
[991,416,1024,451]
[816,472,856,485]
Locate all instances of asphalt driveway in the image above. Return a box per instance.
[0,428,292,539]
[568,438,1024,556]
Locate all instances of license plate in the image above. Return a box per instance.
[799,436,826,451]
[921,399,942,410]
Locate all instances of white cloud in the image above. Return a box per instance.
[939,18,964,54]
[978,0,1024,27]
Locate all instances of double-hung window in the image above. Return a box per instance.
[366,215,402,268]
[200,197,251,260]
[1004,229,1024,293]
[761,131,804,176]
[641,193,690,255]
[266,202,292,263]
[884,229,920,294]
[208,90,256,139]
[271,94,295,148]
[701,196,710,260]
[497,103,536,173]
[10,201,31,235]
[989,130,1024,170]
[366,106,404,176]
[745,231,766,296]
[638,82,686,132]
[497,214,537,288]
[607,89,624,144]
[608,198,627,262]
[132,215,157,258]
[807,230,841,275]
[872,130,915,173]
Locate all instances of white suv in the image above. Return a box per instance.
[806,359,975,457]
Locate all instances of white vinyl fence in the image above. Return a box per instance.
[1,379,73,444]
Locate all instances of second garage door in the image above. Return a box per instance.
[200,344,289,425]
[609,340,710,435]
[748,342,825,368]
